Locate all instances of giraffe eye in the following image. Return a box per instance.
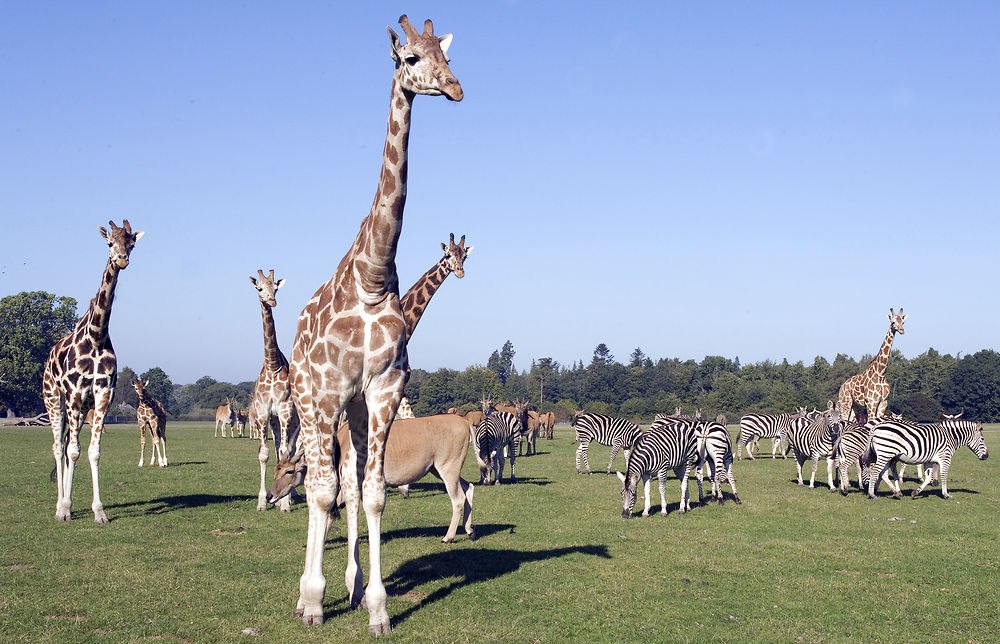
[404,54,420,66]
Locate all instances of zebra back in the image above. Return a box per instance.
[628,418,700,479]
[786,409,839,458]
[572,413,641,448]
[738,412,791,441]
[476,411,521,457]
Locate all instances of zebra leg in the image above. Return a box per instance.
[725,462,741,504]
[606,444,621,474]
[657,471,669,516]
[794,452,806,486]
[868,460,889,499]
[808,455,820,488]
[677,466,690,513]
[825,456,836,491]
[641,475,652,517]
[508,440,517,483]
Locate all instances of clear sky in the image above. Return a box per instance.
[3,3,998,385]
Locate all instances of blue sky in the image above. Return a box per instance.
[3,3,998,384]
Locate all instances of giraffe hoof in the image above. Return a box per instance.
[467,529,478,541]
[300,612,324,626]
[368,620,391,636]
[93,510,109,524]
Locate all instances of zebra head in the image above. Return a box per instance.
[942,418,989,461]
[616,471,638,519]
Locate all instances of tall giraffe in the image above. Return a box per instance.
[133,378,168,467]
[288,16,462,635]
[837,308,906,423]
[43,219,143,523]
[247,269,297,512]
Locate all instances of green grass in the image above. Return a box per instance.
[1,422,998,642]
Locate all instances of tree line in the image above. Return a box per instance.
[3,292,999,422]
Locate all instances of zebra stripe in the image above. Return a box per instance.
[864,418,989,499]
[475,411,523,485]
[832,420,872,495]
[617,418,702,518]
[573,413,642,474]
[696,421,741,505]
[737,412,801,459]
[784,409,839,490]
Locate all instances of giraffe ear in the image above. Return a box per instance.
[99,226,110,241]
[133,231,145,242]
[249,276,259,288]
[438,33,453,58]
[275,278,286,290]
[464,245,474,255]
[144,380,149,387]
[441,242,448,253]
[387,27,402,62]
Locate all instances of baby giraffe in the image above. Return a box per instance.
[133,379,168,467]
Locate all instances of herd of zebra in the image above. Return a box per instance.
[564,405,990,518]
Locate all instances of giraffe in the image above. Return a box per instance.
[400,233,473,342]
[133,379,168,467]
[214,398,235,437]
[395,396,415,420]
[837,308,906,424]
[247,269,298,511]
[287,15,462,635]
[43,219,143,523]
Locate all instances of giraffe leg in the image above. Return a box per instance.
[88,391,112,524]
[138,423,146,467]
[296,413,337,625]
[57,401,87,522]
[47,393,70,521]
[158,424,168,467]
[341,403,366,609]
[148,423,159,466]
[255,409,271,511]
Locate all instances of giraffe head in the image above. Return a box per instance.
[888,308,906,335]
[98,219,143,269]
[250,269,285,308]
[441,233,473,278]
[387,15,463,101]
[133,379,149,401]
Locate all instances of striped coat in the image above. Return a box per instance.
[737,410,804,459]
[475,411,523,485]
[573,413,642,474]
[696,421,741,505]
[864,418,989,499]
[784,408,840,490]
[616,419,701,518]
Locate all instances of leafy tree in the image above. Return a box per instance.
[112,366,139,409]
[139,367,175,412]
[487,340,516,385]
[0,291,77,415]
[942,350,1000,420]
[591,343,613,367]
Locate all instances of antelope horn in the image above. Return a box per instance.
[398,15,420,41]
[423,18,434,37]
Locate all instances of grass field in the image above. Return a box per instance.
[1,421,997,642]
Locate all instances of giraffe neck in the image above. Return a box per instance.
[400,257,450,343]
[866,325,896,379]
[82,259,121,342]
[260,300,284,370]
[352,78,413,299]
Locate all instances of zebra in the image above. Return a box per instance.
[573,412,642,474]
[654,407,702,423]
[832,419,873,495]
[696,420,741,505]
[784,404,840,490]
[864,417,989,499]
[474,410,523,485]
[736,408,805,459]
[615,418,702,517]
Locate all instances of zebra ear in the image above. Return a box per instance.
[615,471,626,483]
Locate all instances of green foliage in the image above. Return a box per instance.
[943,350,1000,419]
[112,366,139,409]
[139,367,175,412]
[0,291,77,415]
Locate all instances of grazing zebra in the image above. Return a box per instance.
[736,409,804,459]
[474,410,523,485]
[654,407,702,423]
[573,413,642,474]
[864,417,989,499]
[616,419,702,517]
[785,404,840,490]
[696,420,741,505]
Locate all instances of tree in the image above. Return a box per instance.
[591,343,613,367]
[942,350,1000,421]
[628,348,647,368]
[487,340,516,385]
[0,291,77,415]
[112,366,139,409]
[139,367,175,412]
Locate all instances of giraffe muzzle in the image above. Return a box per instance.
[442,79,463,102]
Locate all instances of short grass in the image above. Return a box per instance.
[1,422,998,642]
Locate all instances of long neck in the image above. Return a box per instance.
[353,77,413,297]
[260,300,284,370]
[401,257,450,343]
[867,325,896,377]
[83,259,120,341]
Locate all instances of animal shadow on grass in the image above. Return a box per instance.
[325,523,515,548]
[107,493,257,518]
[376,544,612,627]
[157,461,208,467]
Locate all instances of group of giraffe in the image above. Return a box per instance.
[42,16,464,636]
